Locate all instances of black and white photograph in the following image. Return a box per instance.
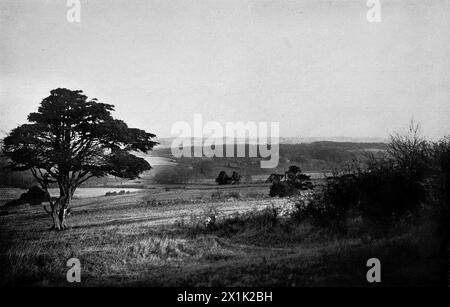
[0,0,449,293]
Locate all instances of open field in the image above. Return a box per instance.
[0,183,446,287]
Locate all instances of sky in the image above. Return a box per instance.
[1,0,449,140]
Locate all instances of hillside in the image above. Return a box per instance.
[0,141,388,188]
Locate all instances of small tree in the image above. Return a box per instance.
[285,165,313,190]
[3,88,157,230]
[215,171,231,185]
[388,120,430,180]
[270,165,313,197]
[230,171,241,184]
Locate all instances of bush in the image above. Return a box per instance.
[290,154,430,230]
[357,160,427,224]
[291,124,448,229]
[215,171,241,185]
[20,186,49,206]
[215,171,231,185]
[290,190,350,231]
[269,165,313,197]
[270,182,295,197]
[388,121,430,181]
[298,160,428,229]
[5,186,49,207]
[230,171,241,184]
[295,161,432,231]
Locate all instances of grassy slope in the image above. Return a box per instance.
[0,186,446,287]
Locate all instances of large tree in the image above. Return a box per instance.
[3,88,157,230]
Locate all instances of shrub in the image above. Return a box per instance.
[230,171,241,184]
[293,153,431,229]
[357,160,427,224]
[19,186,49,206]
[270,182,295,197]
[215,171,241,185]
[215,171,231,185]
[304,161,428,228]
[269,165,313,197]
[293,123,444,228]
[388,121,430,182]
[290,190,350,231]
[290,152,431,230]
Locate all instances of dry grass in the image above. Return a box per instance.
[0,186,446,287]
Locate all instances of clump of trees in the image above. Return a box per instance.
[215,171,241,185]
[153,166,197,184]
[269,165,313,197]
[2,88,157,230]
[105,190,131,197]
[153,160,215,184]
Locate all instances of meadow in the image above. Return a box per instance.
[0,182,446,286]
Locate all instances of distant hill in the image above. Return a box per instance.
[278,136,388,144]
[150,141,388,177]
[155,136,388,148]
[0,139,388,188]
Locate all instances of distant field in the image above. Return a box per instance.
[0,183,272,203]
[0,187,145,202]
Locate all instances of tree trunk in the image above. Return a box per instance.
[50,195,71,230]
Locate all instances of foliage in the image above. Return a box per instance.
[215,170,241,185]
[215,171,230,185]
[292,123,449,229]
[388,121,430,180]
[153,165,197,184]
[269,165,313,197]
[230,171,241,184]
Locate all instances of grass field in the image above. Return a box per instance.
[0,184,446,287]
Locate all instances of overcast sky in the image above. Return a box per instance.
[1,0,449,140]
